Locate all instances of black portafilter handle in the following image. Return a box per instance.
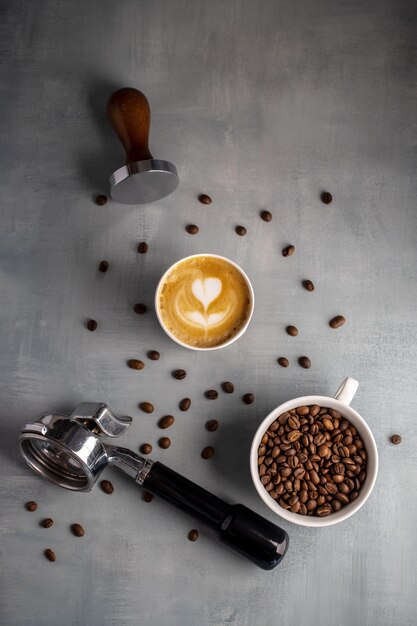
[142,462,289,570]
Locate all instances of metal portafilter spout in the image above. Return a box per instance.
[19,403,288,570]
[107,87,179,204]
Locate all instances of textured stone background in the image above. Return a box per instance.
[1,1,416,625]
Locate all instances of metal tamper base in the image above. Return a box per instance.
[110,158,179,205]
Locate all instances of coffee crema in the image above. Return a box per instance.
[157,256,252,348]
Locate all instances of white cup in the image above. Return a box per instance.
[154,253,255,351]
[250,378,378,527]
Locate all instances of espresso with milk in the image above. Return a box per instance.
[158,256,252,348]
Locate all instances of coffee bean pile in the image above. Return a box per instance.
[258,405,367,517]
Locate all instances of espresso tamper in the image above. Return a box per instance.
[19,402,288,570]
[107,87,179,204]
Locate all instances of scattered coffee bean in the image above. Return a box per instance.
[260,210,272,222]
[140,443,152,455]
[221,381,234,393]
[133,303,147,314]
[159,415,175,429]
[298,356,311,369]
[173,369,187,380]
[71,523,85,537]
[198,194,212,205]
[390,434,401,445]
[205,389,218,400]
[206,419,219,432]
[41,518,54,528]
[243,393,255,405]
[140,402,154,413]
[302,279,315,292]
[26,501,37,512]
[321,191,333,204]
[235,225,247,236]
[44,548,56,562]
[277,357,289,368]
[286,325,298,336]
[188,529,199,541]
[282,245,295,257]
[98,260,109,273]
[144,492,154,503]
[258,404,367,517]
[179,398,191,411]
[186,224,199,234]
[329,315,346,329]
[147,350,160,360]
[159,437,171,449]
[201,446,214,459]
[137,241,148,253]
[86,319,97,332]
[128,359,145,370]
[95,194,107,206]
[100,480,114,494]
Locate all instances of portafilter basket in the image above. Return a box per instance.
[19,402,288,570]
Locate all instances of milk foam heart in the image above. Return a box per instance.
[186,311,225,328]
[191,278,222,310]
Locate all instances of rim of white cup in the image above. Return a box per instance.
[250,394,378,527]
[154,253,255,351]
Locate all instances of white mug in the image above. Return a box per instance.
[154,253,255,351]
[250,378,378,527]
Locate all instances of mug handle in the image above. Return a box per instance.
[333,377,359,406]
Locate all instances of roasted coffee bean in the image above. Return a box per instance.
[331,499,342,511]
[206,419,219,432]
[306,499,317,511]
[159,437,171,449]
[144,492,154,503]
[317,504,332,517]
[310,405,320,417]
[349,491,359,501]
[71,523,85,538]
[288,456,299,469]
[186,224,199,234]
[280,467,292,478]
[140,401,154,413]
[137,241,148,253]
[303,279,315,292]
[329,315,346,329]
[278,412,290,425]
[198,194,212,204]
[221,381,234,393]
[205,389,218,400]
[288,430,302,443]
[288,415,301,429]
[322,418,334,431]
[100,480,113,494]
[298,356,311,369]
[140,443,152,455]
[235,225,247,236]
[390,434,401,445]
[325,482,338,495]
[26,501,37,512]
[128,359,145,370]
[98,260,109,273]
[282,245,295,257]
[159,415,175,429]
[313,434,326,446]
[334,462,345,475]
[173,369,186,380]
[188,529,199,541]
[258,444,267,456]
[259,464,266,477]
[318,444,330,458]
[243,393,255,404]
[133,303,147,314]
[44,549,56,562]
[321,191,333,204]
[179,398,191,411]
[260,210,272,222]
[147,350,160,360]
[201,446,214,460]
[86,319,97,331]
[333,474,345,484]
[95,194,108,206]
[335,493,350,505]
[310,470,320,484]
[286,325,298,336]
[277,357,289,367]
[41,518,54,528]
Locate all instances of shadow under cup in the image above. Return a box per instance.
[154,254,255,351]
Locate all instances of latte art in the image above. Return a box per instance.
[157,256,252,348]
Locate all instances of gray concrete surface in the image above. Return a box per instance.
[1,1,416,625]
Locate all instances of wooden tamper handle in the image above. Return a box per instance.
[107,87,179,205]
[107,87,153,163]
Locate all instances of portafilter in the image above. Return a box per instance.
[19,402,288,570]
